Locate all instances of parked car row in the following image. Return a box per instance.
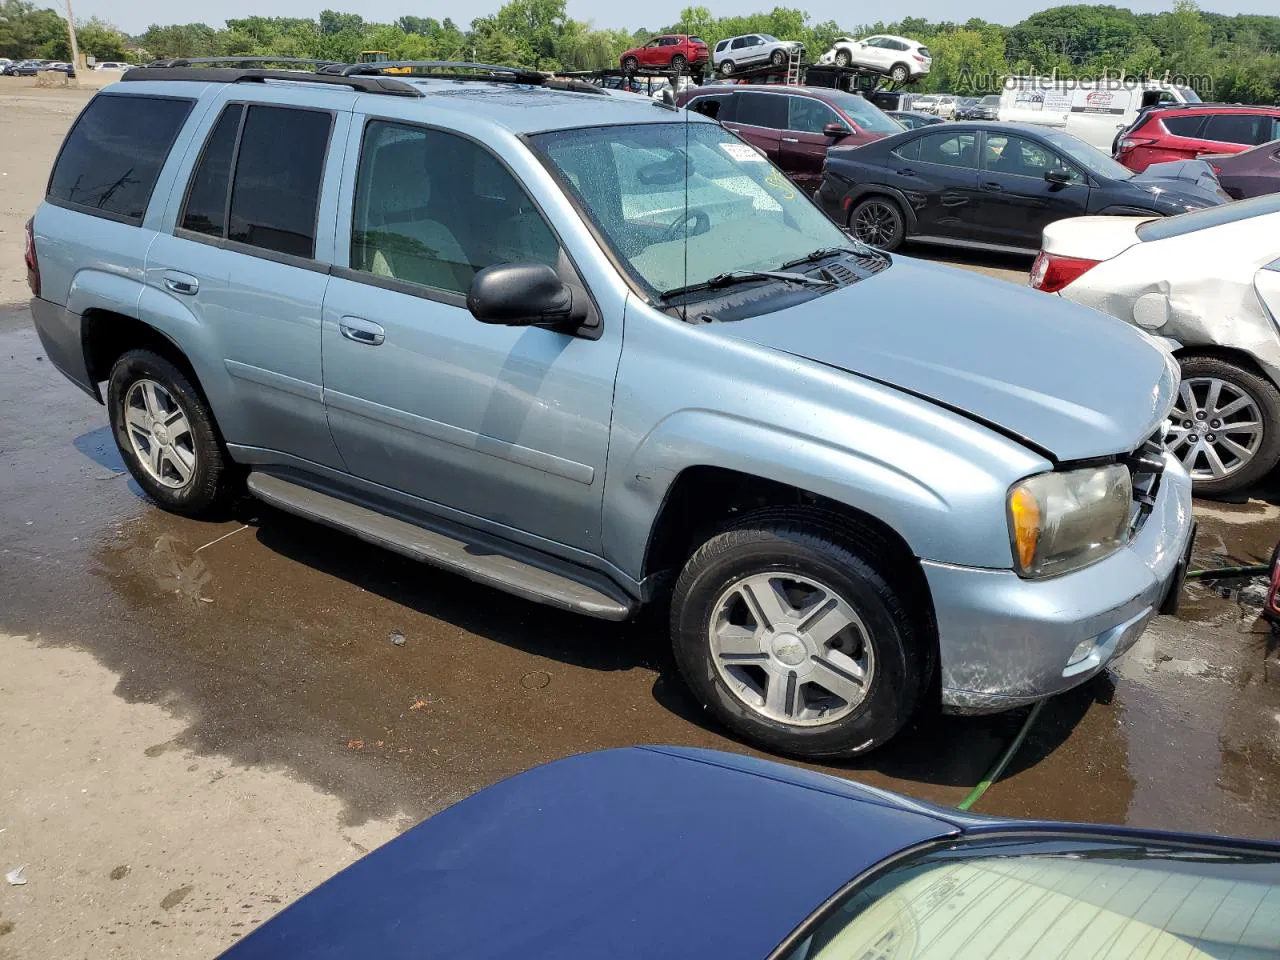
[31,61,1194,762]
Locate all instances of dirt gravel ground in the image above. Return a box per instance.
[1,82,1277,960]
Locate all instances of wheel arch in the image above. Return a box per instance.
[845,188,918,236]
[1172,345,1280,393]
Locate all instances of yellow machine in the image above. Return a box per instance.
[358,51,411,74]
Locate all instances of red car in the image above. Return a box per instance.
[1116,104,1280,172]
[676,84,903,194]
[619,35,709,72]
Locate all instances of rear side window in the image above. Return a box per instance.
[178,103,332,259]
[1161,114,1205,137]
[180,104,243,238]
[48,93,193,224]
[229,106,332,258]
[918,131,978,168]
[736,92,788,129]
[1203,113,1278,146]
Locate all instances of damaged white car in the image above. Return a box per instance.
[1032,194,1280,496]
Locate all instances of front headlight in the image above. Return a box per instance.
[1007,465,1132,578]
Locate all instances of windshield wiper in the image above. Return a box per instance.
[659,269,834,300]
[779,246,860,269]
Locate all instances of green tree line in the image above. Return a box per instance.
[1,0,1276,102]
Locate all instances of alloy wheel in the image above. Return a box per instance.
[852,201,899,247]
[1166,376,1264,481]
[123,378,198,489]
[708,572,874,727]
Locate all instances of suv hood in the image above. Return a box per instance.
[715,257,1177,460]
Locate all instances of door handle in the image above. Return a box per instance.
[162,270,199,296]
[896,168,917,176]
[725,126,741,132]
[981,181,1003,192]
[782,137,799,143]
[339,316,385,346]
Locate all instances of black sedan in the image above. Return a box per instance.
[817,122,1228,253]
[886,109,942,129]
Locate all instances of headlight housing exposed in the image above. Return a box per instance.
[1007,465,1132,578]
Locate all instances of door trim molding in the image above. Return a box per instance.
[225,359,323,402]
[323,388,596,485]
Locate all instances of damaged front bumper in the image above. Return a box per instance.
[925,452,1194,714]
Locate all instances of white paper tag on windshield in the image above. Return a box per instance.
[721,142,765,162]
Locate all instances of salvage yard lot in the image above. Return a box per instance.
[0,80,1277,958]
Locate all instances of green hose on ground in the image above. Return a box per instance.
[956,700,1045,811]
[1184,564,1269,580]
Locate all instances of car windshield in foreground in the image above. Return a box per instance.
[530,121,851,298]
[781,836,1280,960]
[1037,129,1135,180]
[820,90,905,134]
[1138,191,1280,242]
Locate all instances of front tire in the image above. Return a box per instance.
[1167,356,1280,497]
[108,349,238,517]
[771,49,786,66]
[622,56,638,72]
[849,196,906,251]
[834,49,851,68]
[670,514,926,759]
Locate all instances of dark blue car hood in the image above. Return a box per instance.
[221,747,959,960]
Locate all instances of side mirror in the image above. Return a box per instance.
[1044,169,1072,186]
[823,122,851,140]
[467,263,585,327]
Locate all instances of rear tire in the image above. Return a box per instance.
[670,513,925,759]
[670,53,686,71]
[107,349,238,517]
[719,59,735,76]
[890,63,910,84]
[849,196,906,251]
[1168,356,1280,498]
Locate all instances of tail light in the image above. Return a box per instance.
[1029,251,1099,293]
[1118,137,1157,152]
[1264,544,1280,624]
[24,217,39,297]
[912,55,925,62]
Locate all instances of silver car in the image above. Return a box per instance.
[29,64,1193,761]
[713,33,803,76]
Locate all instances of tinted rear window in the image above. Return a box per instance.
[1203,112,1279,146]
[1137,192,1280,241]
[47,93,193,224]
[180,104,243,238]
[1161,114,1205,137]
[227,105,332,259]
[736,92,788,129]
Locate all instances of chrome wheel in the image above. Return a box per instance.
[123,379,197,489]
[1166,376,1264,481]
[719,60,735,76]
[834,50,851,67]
[851,201,900,247]
[709,572,874,727]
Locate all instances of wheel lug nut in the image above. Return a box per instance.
[1183,420,1193,429]
[1195,411,1206,420]
[1206,434,1216,442]
[1211,420,1221,429]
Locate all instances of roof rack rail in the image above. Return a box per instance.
[323,60,547,84]
[146,56,336,69]
[120,67,424,98]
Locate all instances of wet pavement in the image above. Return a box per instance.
[3,301,1279,839]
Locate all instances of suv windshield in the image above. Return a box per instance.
[530,121,850,297]
[1038,129,1134,180]
[782,837,1280,960]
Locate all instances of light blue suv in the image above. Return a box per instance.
[27,61,1194,759]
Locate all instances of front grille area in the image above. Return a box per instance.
[1124,429,1167,537]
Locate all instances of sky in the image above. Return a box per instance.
[90,0,1273,36]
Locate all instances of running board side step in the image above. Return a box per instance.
[247,472,635,621]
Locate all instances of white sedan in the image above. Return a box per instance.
[1031,194,1280,496]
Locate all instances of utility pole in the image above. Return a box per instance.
[64,0,81,72]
